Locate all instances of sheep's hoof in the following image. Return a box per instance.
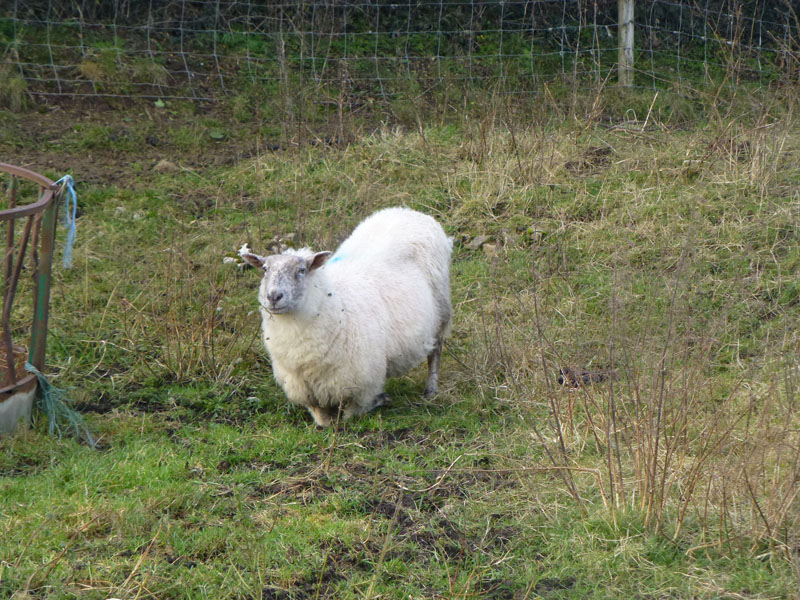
[423,385,437,397]
[373,393,391,409]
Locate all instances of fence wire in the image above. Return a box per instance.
[1,1,797,102]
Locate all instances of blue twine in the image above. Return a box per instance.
[53,174,77,269]
[24,362,96,448]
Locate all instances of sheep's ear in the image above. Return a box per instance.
[240,252,266,269]
[308,251,332,271]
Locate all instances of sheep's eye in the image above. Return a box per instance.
[297,267,306,276]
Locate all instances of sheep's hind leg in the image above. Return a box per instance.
[423,339,443,397]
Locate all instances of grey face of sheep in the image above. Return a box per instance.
[241,251,331,314]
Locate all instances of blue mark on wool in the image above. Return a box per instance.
[53,175,77,269]
[329,254,344,264]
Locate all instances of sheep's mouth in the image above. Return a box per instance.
[260,302,291,315]
[266,304,291,315]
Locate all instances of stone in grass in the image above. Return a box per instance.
[465,234,491,250]
[153,159,179,173]
[222,243,252,269]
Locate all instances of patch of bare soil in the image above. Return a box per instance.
[261,566,345,600]
[2,98,267,186]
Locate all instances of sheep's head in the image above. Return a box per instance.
[240,248,331,314]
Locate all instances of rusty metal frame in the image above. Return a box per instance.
[0,162,61,395]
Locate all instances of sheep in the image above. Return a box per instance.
[240,207,452,427]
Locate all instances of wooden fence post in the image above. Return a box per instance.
[618,0,634,86]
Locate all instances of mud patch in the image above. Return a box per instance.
[406,523,464,559]
[252,473,335,504]
[363,497,416,529]
[3,101,260,185]
[0,455,50,477]
[357,491,520,564]
[3,99,353,192]
[534,576,577,595]
[322,538,380,573]
[408,467,520,509]
[476,578,521,599]
[358,427,431,449]
[261,566,345,600]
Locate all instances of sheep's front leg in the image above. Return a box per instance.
[273,365,324,422]
[280,379,336,427]
[306,405,337,427]
[423,338,443,396]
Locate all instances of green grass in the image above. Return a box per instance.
[1,87,800,598]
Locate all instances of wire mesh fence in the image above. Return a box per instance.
[1,1,798,103]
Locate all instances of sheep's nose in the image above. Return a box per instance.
[268,291,284,305]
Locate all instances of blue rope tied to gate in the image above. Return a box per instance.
[24,362,96,448]
[53,174,77,269]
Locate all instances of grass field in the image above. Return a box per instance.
[1,84,800,599]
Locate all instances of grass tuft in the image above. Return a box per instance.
[0,64,28,111]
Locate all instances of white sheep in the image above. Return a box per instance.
[240,207,452,427]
